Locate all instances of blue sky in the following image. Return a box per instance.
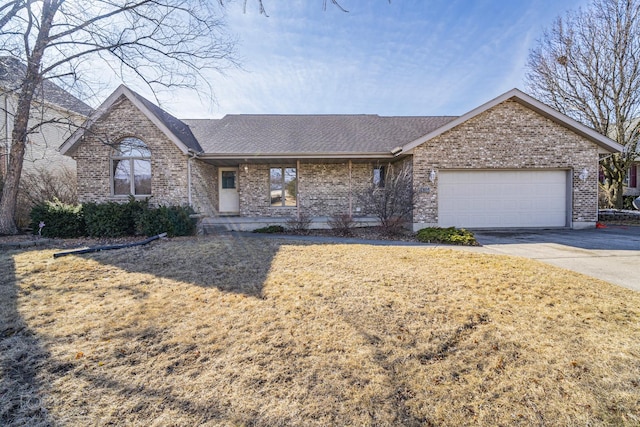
[138,0,588,119]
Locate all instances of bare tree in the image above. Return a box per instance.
[0,0,392,234]
[231,0,353,16]
[358,161,413,234]
[0,1,24,32]
[0,0,237,234]
[526,0,640,209]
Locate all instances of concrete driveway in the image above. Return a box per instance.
[472,226,640,291]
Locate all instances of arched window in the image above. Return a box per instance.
[111,137,151,196]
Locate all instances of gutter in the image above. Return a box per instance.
[196,151,405,161]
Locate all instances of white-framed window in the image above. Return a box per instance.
[111,137,151,196]
[270,166,297,206]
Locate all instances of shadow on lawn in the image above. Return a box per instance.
[80,234,285,297]
[0,249,53,426]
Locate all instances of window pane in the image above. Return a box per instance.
[117,137,150,157]
[284,167,297,206]
[270,167,283,206]
[374,167,385,188]
[113,159,131,195]
[133,159,151,195]
[221,171,236,189]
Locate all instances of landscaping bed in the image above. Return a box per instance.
[599,209,640,225]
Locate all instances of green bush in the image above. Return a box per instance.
[253,225,285,233]
[416,227,478,246]
[29,198,85,238]
[623,196,639,210]
[30,197,196,238]
[83,198,148,238]
[136,205,196,237]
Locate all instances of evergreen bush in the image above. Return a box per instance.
[29,198,85,238]
[416,227,478,246]
[136,205,196,237]
[83,198,148,237]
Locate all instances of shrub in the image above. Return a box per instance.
[29,198,85,238]
[136,205,196,237]
[17,166,77,229]
[328,213,355,236]
[253,225,285,233]
[83,198,148,237]
[357,162,413,235]
[416,227,478,246]
[623,195,639,210]
[285,212,312,233]
[165,206,197,236]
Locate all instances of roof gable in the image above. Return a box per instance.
[0,56,93,116]
[60,85,202,156]
[401,88,623,154]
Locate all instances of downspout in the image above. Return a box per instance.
[348,160,352,218]
[296,159,301,220]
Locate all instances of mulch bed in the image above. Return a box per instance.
[0,227,418,250]
[0,234,145,250]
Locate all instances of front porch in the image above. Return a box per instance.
[198,215,381,234]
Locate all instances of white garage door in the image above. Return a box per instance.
[438,170,568,228]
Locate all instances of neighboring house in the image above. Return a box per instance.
[624,163,638,196]
[60,85,623,231]
[624,151,639,197]
[0,56,93,180]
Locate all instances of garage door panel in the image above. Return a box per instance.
[438,170,568,228]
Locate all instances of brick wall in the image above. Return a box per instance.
[412,99,600,229]
[71,96,602,229]
[237,161,384,218]
[190,159,217,215]
[73,95,192,208]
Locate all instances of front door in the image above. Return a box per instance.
[219,167,240,214]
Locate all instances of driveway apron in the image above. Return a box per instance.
[473,226,640,292]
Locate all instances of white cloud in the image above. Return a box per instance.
[96,0,591,118]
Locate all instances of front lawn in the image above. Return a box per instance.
[1,236,639,426]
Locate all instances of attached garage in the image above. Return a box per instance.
[437,170,569,228]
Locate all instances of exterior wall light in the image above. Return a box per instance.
[579,168,589,182]
[429,169,437,183]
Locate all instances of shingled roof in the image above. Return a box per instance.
[184,115,457,155]
[128,89,202,153]
[0,56,93,116]
[61,84,624,161]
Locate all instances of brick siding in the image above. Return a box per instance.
[412,100,600,229]
[237,161,382,218]
[73,97,603,229]
[74,96,190,207]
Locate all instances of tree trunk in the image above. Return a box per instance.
[614,180,625,209]
[0,0,57,235]
[0,134,26,235]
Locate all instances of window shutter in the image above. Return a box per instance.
[631,165,637,188]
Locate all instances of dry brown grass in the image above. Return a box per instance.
[1,236,639,426]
